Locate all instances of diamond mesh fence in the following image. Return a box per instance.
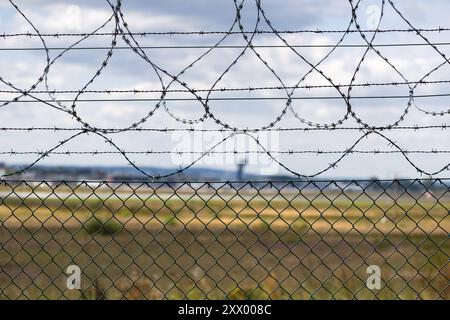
[0,179,448,300]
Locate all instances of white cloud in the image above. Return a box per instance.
[0,0,449,178]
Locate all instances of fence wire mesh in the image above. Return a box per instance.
[0,178,448,300]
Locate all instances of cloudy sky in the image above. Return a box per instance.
[0,0,449,179]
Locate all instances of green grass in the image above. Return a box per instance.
[84,217,123,236]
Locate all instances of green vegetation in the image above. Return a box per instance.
[84,217,123,236]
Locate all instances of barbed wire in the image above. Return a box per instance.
[0,0,449,179]
[1,79,450,94]
[2,149,449,156]
[4,41,450,51]
[1,27,450,38]
[0,124,447,132]
[3,92,450,103]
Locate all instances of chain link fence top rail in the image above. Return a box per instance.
[0,178,448,300]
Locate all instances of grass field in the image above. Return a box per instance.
[0,182,448,299]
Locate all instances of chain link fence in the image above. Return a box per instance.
[0,179,448,300]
